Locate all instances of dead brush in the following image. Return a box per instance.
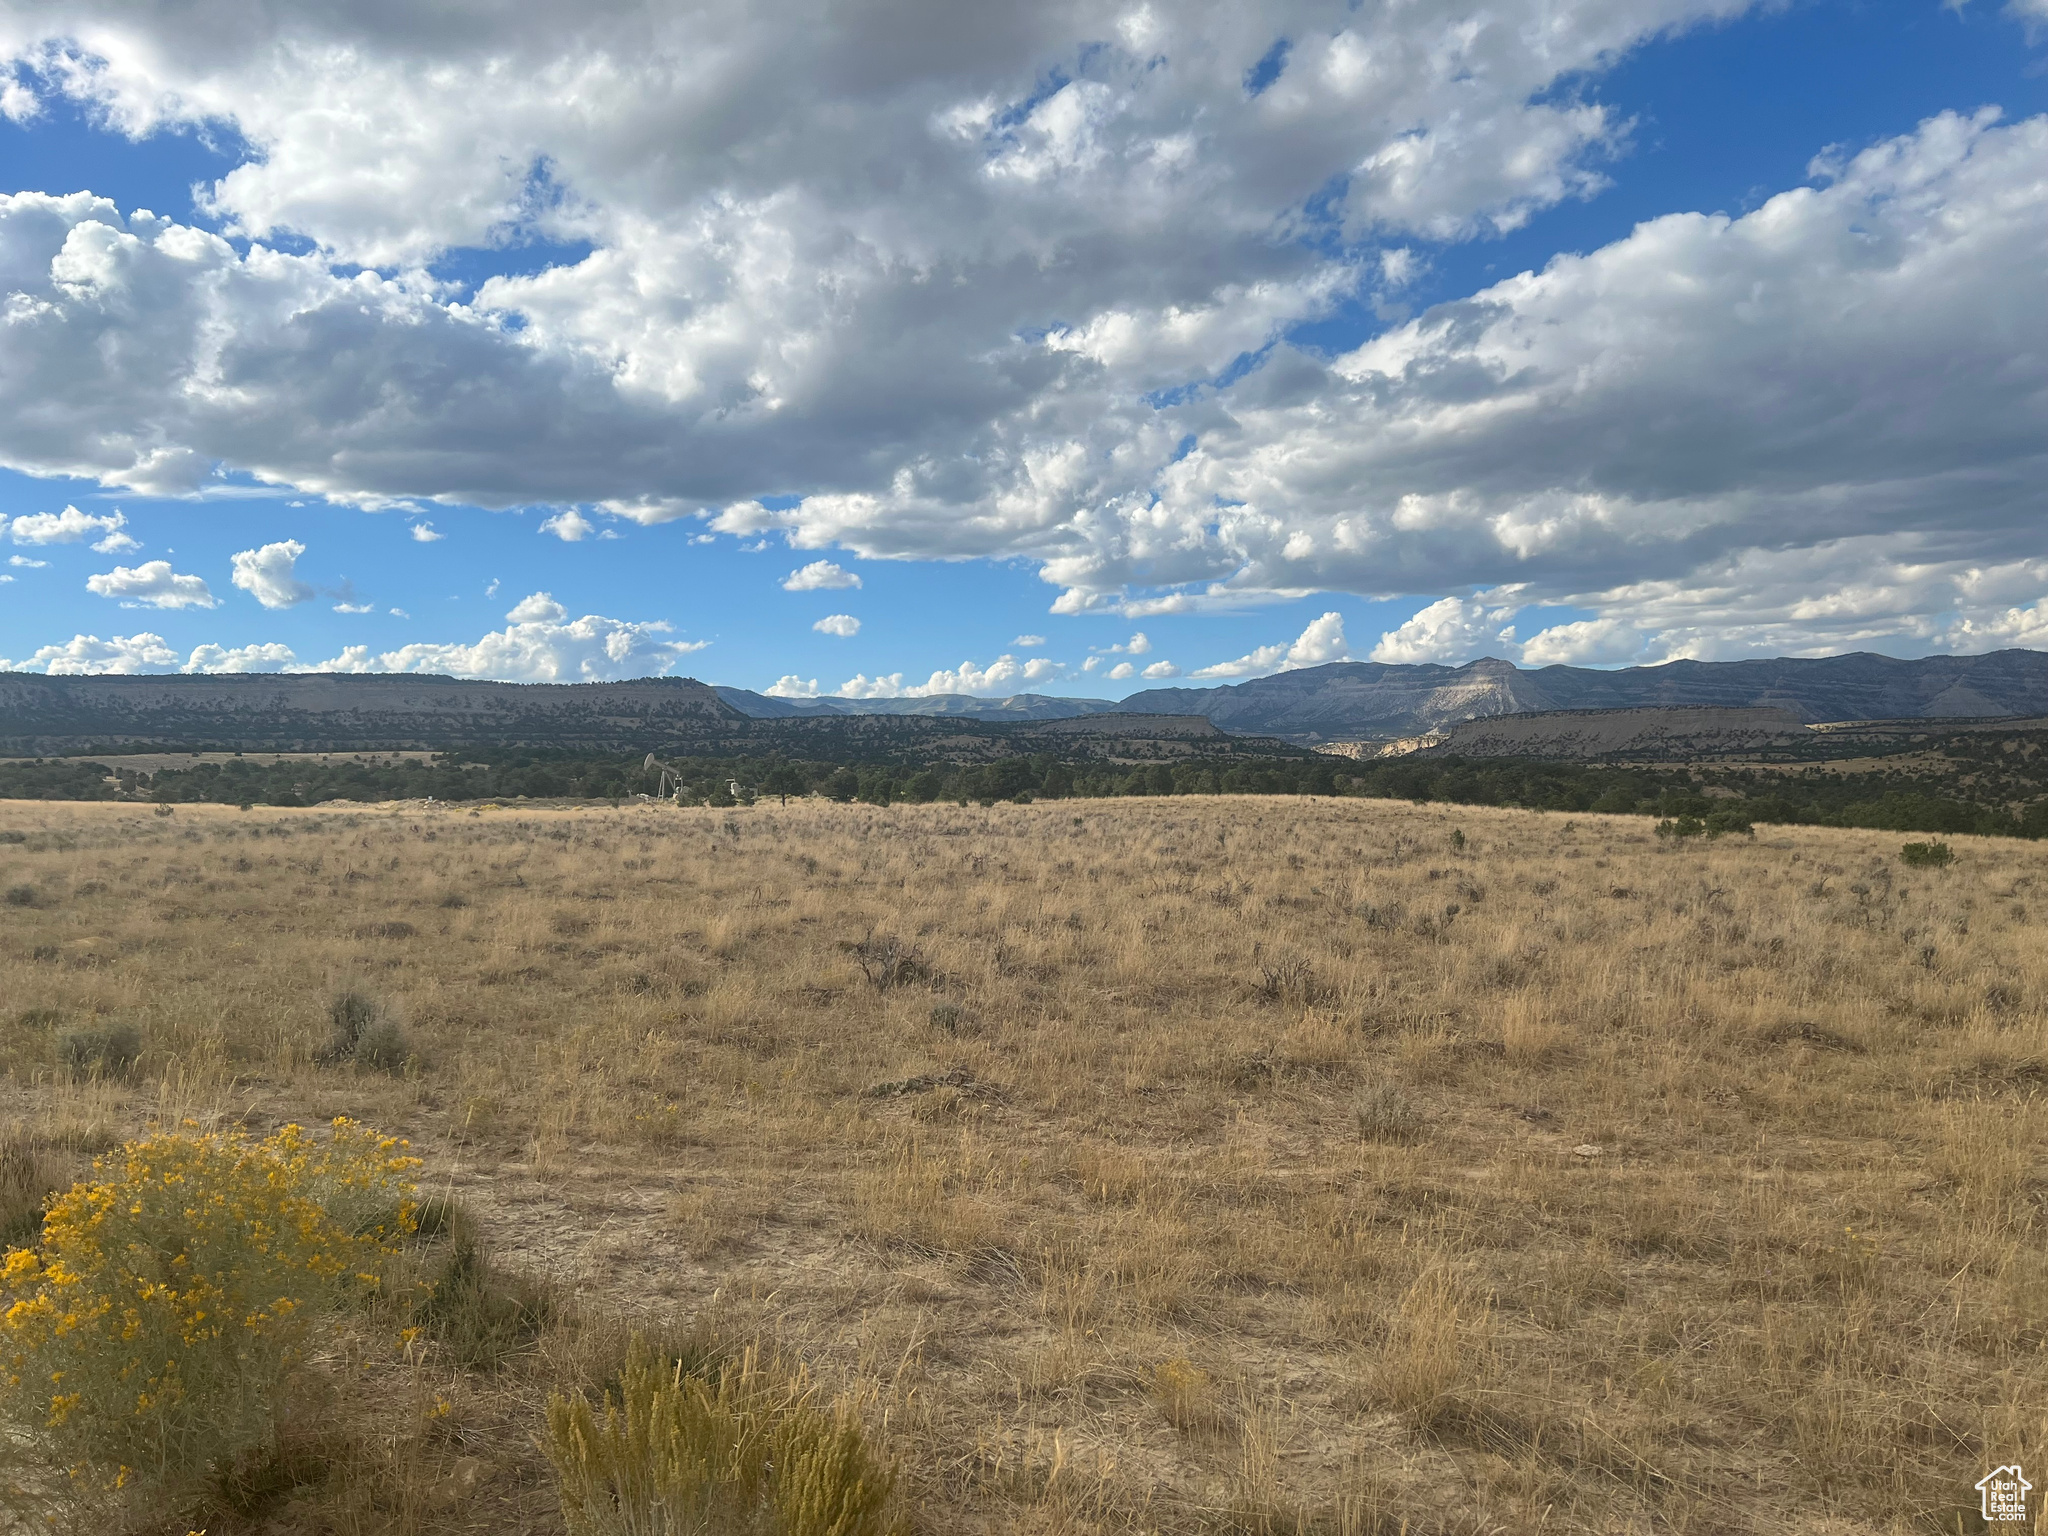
[1252,951,1324,1006]
[842,931,930,990]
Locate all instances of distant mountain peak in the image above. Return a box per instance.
[1114,649,2048,743]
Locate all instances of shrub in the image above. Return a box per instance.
[1655,816,1706,841]
[1253,954,1323,1006]
[0,1119,417,1518]
[1901,841,1955,868]
[3,885,36,908]
[357,1019,415,1075]
[317,991,413,1073]
[351,920,417,940]
[546,1337,898,1536]
[843,933,929,991]
[57,1025,142,1080]
[319,991,379,1062]
[1150,1357,1220,1433]
[1355,1080,1422,1143]
[1704,809,1754,838]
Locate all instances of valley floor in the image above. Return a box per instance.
[0,795,2042,1534]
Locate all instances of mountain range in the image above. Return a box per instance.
[722,650,2048,743]
[0,673,737,754]
[2,649,2044,754]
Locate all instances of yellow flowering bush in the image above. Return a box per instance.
[0,1118,418,1512]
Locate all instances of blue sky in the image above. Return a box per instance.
[0,0,2044,693]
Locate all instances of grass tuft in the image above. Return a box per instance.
[0,1134,67,1251]
[547,1336,898,1536]
[1354,1079,1422,1142]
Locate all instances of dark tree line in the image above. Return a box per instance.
[3,738,2045,840]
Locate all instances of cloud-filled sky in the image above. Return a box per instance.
[0,0,2043,692]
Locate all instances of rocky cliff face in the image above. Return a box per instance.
[1119,650,2048,742]
[1120,658,1547,739]
[0,674,741,753]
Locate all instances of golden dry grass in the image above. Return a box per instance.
[1,794,2045,1534]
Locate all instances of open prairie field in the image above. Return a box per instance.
[0,796,2043,1534]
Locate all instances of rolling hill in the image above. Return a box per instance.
[4,649,2044,754]
[1115,650,2048,742]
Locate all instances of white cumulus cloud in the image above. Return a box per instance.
[410,520,444,542]
[0,0,1758,586]
[1369,597,1517,665]
[3,631,179,674]
[0,75,37,125]
[229,539,314,609]
[764,674,821,697]
[9,505,127,545]
[835,653,1063,697]
[307,592,706,681]
[0,12,2036,662]
[539,509,596,541]
[1194,611,1349,678]
[85,560,217,609]
[783,561,861,591]
[183,641,296,673]
[1096,631,1152,656]
[836,673,906,699]
[812,614,861,637]
[1518,617,1645,667]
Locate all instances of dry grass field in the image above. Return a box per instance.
[0,794,2043,1534]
